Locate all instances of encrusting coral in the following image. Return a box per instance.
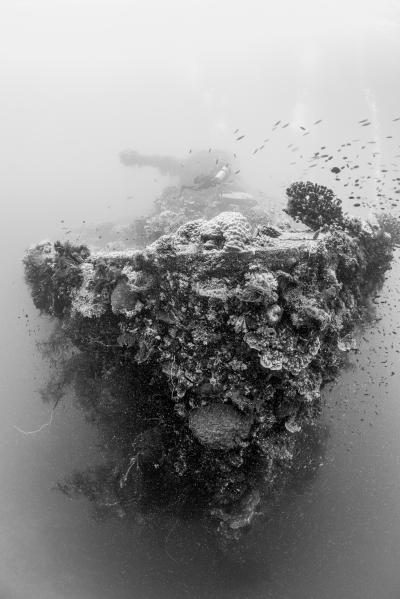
[23,172,396,543]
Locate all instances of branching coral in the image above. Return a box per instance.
[286,181,344,230]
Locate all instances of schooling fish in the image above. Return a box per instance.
[236,135,245,141]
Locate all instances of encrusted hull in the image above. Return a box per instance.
[24,196,394,539]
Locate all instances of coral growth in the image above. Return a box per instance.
[285,181,344,230]
[24,179,395,542]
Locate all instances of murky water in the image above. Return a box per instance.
[2,2,400,598]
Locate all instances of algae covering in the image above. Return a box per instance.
[23,162,397,543]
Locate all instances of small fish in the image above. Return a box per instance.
[252,148,258,154]
[393,117,400,122]
[358,118,369,123]
[234,128,239,133]
[189,149,192,153]
[313,119,322,125]
[282,122,289,128]
[273,120,281,127]
[331,166,341,174]
[303,131,310,136]
[236,135,245,141]
[234,169,241,174]
[300,126,306,131]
